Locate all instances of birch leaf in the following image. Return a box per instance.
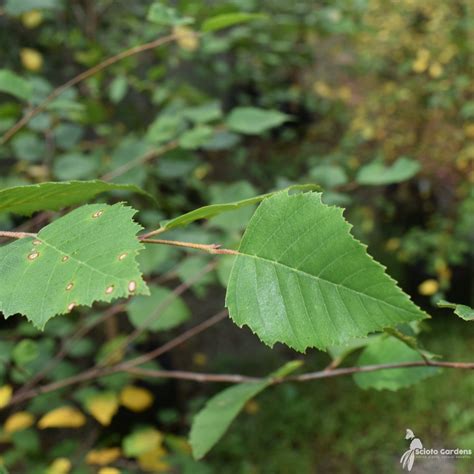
[0,203,148,329]
[226,191,426,352]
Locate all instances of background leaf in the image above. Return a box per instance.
[160,184,318,231]
[437,300,474,321]
[0,180,150,216]
[201,12,267,32]
[127,285,190,331]
[353,336,440,390]
[0,70,32,100]
[189,361,300,459]
[226,191,426,351]
[226,107,291,135]
[356,157,420,185]
[0,203,148,328]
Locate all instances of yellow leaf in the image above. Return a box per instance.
[138,446,170,472]
[313,81,333,98]
[120,386,153,412]
[21,10,43,28]
[46,458,71,474]
[86,447,121,465]
[4,411,35,433]
[0,385,13,409]
[429,62,443,78]
[418,279,439,296]
[38,406,86,429]
[173,26,199,51]
[20,48,43,72]
[98,468,121,474]
[85,392,119,426]
[464,124,474,139]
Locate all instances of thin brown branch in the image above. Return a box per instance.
[1,32,199,145]
[117,309,228,371]
[142,238,239,255]
[125,367,258,383]
[0,231,37,239]
[10,307,227,406]
[9,342,474,407]
[283,360,474,383]
[100,140,178,181]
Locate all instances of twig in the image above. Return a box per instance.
[125,367,258,383]
[0,231,37,239]
[117,309,228,371]
[1,32,199,145]
[142,238,239,255]
[10,308,227,406]
[283,360,474,382]
[100,141,178,181]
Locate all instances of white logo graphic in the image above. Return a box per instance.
[400,428,472,471]
[400,429,423,471]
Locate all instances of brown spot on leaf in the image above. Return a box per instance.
[28,251,39,260]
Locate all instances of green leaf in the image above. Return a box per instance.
[5,0,60,15]
[190,361,300,459]
[123,427,163,457]
[437,300,474,321]
[208,181,258,231]
[11,133,46,162]
[0,70,32,101]
[309,165,348,188]
[109,75,128,103]
[183,102,222,124]
[147,114,184,143]
[13,339,39,366]
[226,107,291,135]
[160,184,318,231]
[53,154,98,180]
[0,180,150,216]
[201,12,266,33]
[356,157,420,185]
[0,203,148,328]
[147,3,193,26]
[127,285,190,331]
[353,336,440,390]
[225,191,426,352]
[179,125,213,150]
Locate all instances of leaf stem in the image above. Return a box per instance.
[142,238,239,255]
[0,231,37,239]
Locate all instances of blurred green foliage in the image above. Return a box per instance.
[0,0,473,472]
